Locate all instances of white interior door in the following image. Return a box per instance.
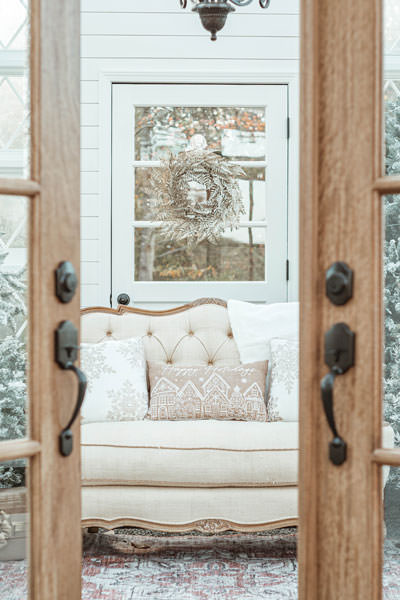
[111,83,288,307]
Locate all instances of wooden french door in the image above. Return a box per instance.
[0,1,81,599]
[299,0,400,598]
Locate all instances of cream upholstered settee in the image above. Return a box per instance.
[80,298,394,534]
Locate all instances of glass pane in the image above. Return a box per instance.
[134,166,266,222]
[384,0,400,175]
[0,0,30,178]
[135,106,266,161]
[134,227,265,282]
[0,458,29,599]
[383,194,400,597]
[0,196,29,441]
[384,467,400,598]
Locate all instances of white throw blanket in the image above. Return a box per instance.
[227,299,299,364]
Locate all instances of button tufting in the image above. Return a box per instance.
[106,330,112,336]
[188,331,194,336]
[208,360,213,366]
[147,331,153,337]
[227,332,233,338]
[167,359,172,364]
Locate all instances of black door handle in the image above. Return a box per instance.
[321,323,355,466]
[117,293,130,306]
[321,366,347,465]
[59,363,87,457]
[55,321,88,456]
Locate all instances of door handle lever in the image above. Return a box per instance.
[321,323,355,466]
[55,321,87,457]
[59,363,87,457]
[321,366,346,465]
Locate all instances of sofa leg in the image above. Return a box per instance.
[87,527,99,534]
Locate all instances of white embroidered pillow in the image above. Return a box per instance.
[80,338,148,424]
[268,338,299,422]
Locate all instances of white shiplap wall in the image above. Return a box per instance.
[80,0,300,307]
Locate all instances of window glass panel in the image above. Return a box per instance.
[134,227,265,282]
[134,166,266,222]
[0,0,30,177]
[383,466,400,598]
[384,0,400,175]
[0,196,29,442]
[135,106,266,161]
[0,0,28,50]
[383,194,400,598]
[0,457,29,599]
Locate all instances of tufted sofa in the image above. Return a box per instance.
[80,298,394,534]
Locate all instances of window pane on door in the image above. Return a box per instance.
[134,227,265,282]
[383,466,400,598]
[384,0,400,175]
[383,194,400,599]
[134,166,266,222]
[0,196,29,442]
[0,457,29,599]
[0,0,30,178]
[135,106,266,161]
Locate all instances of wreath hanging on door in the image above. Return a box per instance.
[150,149,245,245]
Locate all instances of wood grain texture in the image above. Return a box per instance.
[374,176,400,193]
[0,179,40,196]
[372,448,400,467]
[29,1,81,599]
[81,517,299,534]
[0,440,41,462]
[299,0,383,598]
[80,297,227,317]
[0,488,27,514]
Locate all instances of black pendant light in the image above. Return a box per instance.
[180,0,271,42]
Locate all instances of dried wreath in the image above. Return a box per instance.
[150,149,245,244]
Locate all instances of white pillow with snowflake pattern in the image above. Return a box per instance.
[268,338,299,422]
[80,337,148,424]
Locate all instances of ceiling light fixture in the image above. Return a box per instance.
[180,0,271,41]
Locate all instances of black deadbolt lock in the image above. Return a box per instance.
[56,261,78,303]
[326,261,353,305]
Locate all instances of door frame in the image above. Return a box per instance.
[0,1,81,599]
[111,81,289,306]
[299,0,400,598]
[96,69,299,307]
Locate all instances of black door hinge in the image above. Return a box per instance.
[286,117,290,139]
[109,292,112,308]
[286,259,290,281]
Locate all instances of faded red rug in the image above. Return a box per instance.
[1,528,400,599]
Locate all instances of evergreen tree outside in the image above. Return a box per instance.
[384,94,400,485]
[0,238,27,488]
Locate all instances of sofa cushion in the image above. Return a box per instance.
[81,421,395,489]
[82,421,298,488]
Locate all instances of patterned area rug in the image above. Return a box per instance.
[1,528,400,599]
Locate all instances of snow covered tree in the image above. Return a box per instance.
[0,239,27,488]
[384,96,400,485]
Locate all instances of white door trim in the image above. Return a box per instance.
[98,69,299,306]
